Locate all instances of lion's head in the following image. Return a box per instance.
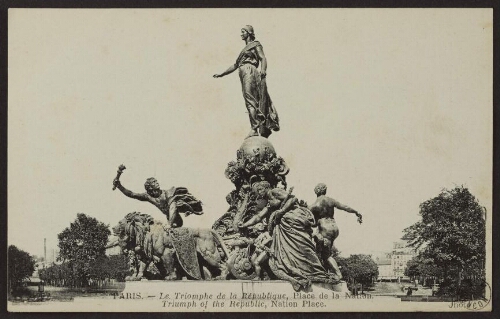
[112,212,155,252]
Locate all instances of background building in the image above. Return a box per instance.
[375,241,416,281]
[391,241,416,280]
[375,254,394,281]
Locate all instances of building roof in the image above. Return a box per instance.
[374,256,392,265]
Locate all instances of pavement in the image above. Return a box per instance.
[370,282,432,296]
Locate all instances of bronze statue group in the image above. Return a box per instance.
[111,26,362,292]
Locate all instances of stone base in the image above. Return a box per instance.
[11,280,414,312]
[108,279,355,311]
[122,279,349,297]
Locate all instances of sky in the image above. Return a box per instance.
[8,9,492,260]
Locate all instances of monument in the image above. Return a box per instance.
[108,25,362,294]
[213,25,279,138]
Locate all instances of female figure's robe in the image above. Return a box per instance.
[236,41,279,137]
[268,202,339,291]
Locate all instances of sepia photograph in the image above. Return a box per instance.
[6,8,493,312]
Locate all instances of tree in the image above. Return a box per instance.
[105,255,130,282]
[40,255,130,287]
[402,186,486,299]
[336,254,379,292]
[58,213,110,287]
[88,254,130,284]
[8,245,35,292]
[39,262,72,287]
[404,256,442,286]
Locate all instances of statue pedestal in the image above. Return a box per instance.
[58,280,404,312]
[113,280,353,311]
[123,279,349,296]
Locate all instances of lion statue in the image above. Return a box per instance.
[109,212,231,281]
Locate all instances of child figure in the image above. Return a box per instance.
[249,221,272,279]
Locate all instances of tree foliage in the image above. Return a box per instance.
[404,256,442,281]
[336,254,379,288]
[402,186,486,298]
[8,245,36,290]
[403,187,485,267]
[88,255,130,282]
[38,262,72,287]
[57,213,111,287]
[40,255,130,286]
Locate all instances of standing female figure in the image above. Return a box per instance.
[214,25,279,138]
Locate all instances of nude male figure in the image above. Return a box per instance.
[113,168,203,228]
[309,183,362,279]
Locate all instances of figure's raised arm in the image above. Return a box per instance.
[332,199,362,224]
[114,180,149,202]
[332,199,356,214]
[213,63,238,78]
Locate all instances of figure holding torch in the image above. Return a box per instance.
[112,165,126,190]
[112,164,203,228]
